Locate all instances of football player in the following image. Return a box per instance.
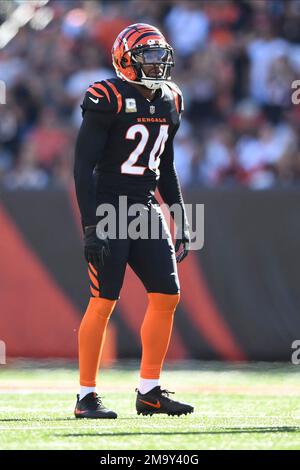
[74,23,193,418]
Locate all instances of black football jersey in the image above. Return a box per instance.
[81,77,183,201]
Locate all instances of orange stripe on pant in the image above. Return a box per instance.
[140,293,180,379]
[88,263,100,297]
[79,297,117,386]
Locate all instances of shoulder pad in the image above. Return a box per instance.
[165,82,184,114]
[81,79,123,115]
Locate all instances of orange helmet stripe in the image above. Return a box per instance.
[123,24,157,41]
[125,30,145,47]
[121,24,163,50]
[129,33,162,49]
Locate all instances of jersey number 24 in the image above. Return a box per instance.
[121,124,169,175]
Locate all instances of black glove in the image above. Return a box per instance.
[84,225,110,267]
[175,226,190,263]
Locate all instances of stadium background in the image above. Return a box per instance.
[1,0,300,364]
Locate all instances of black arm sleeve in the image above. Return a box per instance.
[74,111,111,228]
[158,126,189,228]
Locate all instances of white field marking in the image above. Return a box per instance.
[0,423,293,432]
[1,385,300,396]
[0,415,288,422]
[0,416,295,428]
[0,407,298,418]
[0,425,203,432]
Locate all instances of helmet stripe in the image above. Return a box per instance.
[124,25,159,43]
[125,24,154,34]
[131,32,162,48]
[123,29,152,48]
[123,27,140,42]
[119,26,134,42]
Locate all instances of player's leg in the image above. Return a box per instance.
[129,203,180,385]
[128,203,194,416]
[75,220,130,419]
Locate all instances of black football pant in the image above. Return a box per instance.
[87,195,180,300]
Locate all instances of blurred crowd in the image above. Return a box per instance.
[0,0,300,190]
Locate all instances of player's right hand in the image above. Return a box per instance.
[84,225,110,267]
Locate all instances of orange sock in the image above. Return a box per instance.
[140,293,180,379]
[78,297,116,386]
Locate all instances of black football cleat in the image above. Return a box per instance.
[136,386,194,417]
[74,392,117,419]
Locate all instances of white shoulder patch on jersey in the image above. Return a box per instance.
[125,98,137,113]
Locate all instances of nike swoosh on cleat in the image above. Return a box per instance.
[139,399,161,409]
[75,409,88,414]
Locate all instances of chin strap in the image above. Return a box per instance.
[140,80,162,90]
[114,64,165,90]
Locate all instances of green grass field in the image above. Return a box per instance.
[1,361,300,450]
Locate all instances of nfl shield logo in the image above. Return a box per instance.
[150,105,155,114]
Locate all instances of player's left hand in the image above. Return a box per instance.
[175,227,190,263]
